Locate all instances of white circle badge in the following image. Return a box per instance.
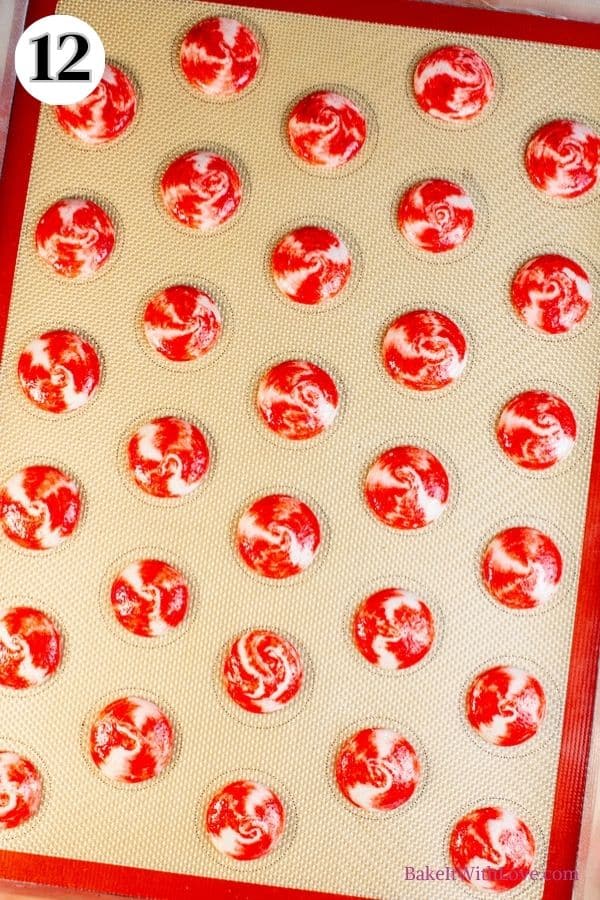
[15,15,105,105]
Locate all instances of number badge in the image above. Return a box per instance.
[15,14,105,105]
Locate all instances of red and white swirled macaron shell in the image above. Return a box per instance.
[511,254,592,335]
[364,445,449,530]
[397,179,474,252]
[481,526,562,610]
[0,751,42,829]
[525,119,600,199]
[287,91,367,168]
[127,416,210,498]
[352,588,435,670]
[54,64,137,144]
[256,360,339,440]
[143,285,222,362]
[413,45,494,122]
[382,310,467,390]
[160,151,242,231]
[35,198,115,279]
[206,780,285,860]
[496,390,577,470]
[271,226,352,305]
[466,666,546,747]
[449,807,535,892]
[110,560,189,638]
[0,465,81,551]
[17,330,101,413]
[223,629,303,713]
[236,494,321,579]
[89,696,174,783]
[0,607,62,689]
[180,17,260,97]
[335,728,420,812]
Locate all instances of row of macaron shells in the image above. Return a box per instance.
[3,16,574,888]
[0,727,535,891]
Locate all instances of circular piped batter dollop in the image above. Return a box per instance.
[0,751,42,829]
[525,119,600,199]
[481,526,562,610]
[180,17,260,97]
[511,254,592,335]
[352,588,435,670]
[449,807,535,891]
[466,665,546,747]
[143,285,222,362]
[364,445,449,530]
[205,779,285,860]
[54,63,136,144]
[160,151,242,231]
[271,226,352,305]
[236,493,321,579]
[0,465,81,551]
[397,179,474,253]
[17,330,101,413]
[335,727,420,812]
[287,90,366,168]
[127,416,210,499]
[256,359,339,440]
[413,45,494,122]
[223,629,303,713]
[89,696,174,783]
[0,607,62,689]
[110,559,189,637]
[35,198,115,279]
[496,390,576,470]
[382,310,467,390]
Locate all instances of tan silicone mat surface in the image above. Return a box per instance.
[0,1,600,897]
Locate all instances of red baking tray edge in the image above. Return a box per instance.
[1,0,599,897]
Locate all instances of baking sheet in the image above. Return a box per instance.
[0,1,599,898]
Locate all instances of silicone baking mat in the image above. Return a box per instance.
[0,0,599,898]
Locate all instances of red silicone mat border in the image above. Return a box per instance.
[1,1,600,898]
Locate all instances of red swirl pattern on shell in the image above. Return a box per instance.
[364,445,449,530]
[17,330,101,414]
[256,359,339,440]
[287,91,366,168]
[35,198,115,279]
[352,588,435,670]
[127,416,210,499]
[223,629,303,713]
[110,560,189,638]
[413,45,494,122]
[382,309,467,390]
[397,179,474,253]
[180,17,260,97]
[271,226,352,305]
[496,390,577,470]
[525,119,600,199]
[0,465,81,551]
[205,779,285,860]
[449,807,535,892]
[236,493,321,579]
[511,254,592,335]
[466,665,546,747]
[54,64,137,145]
[160,151,242,231]
[143,285,222,362]
[89,696,174,783]
[0,751,42,829]
[0,607,62,690]
[481,526,562,610]
[335,728,420,812]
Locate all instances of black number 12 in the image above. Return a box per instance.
[30,32,91,82]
